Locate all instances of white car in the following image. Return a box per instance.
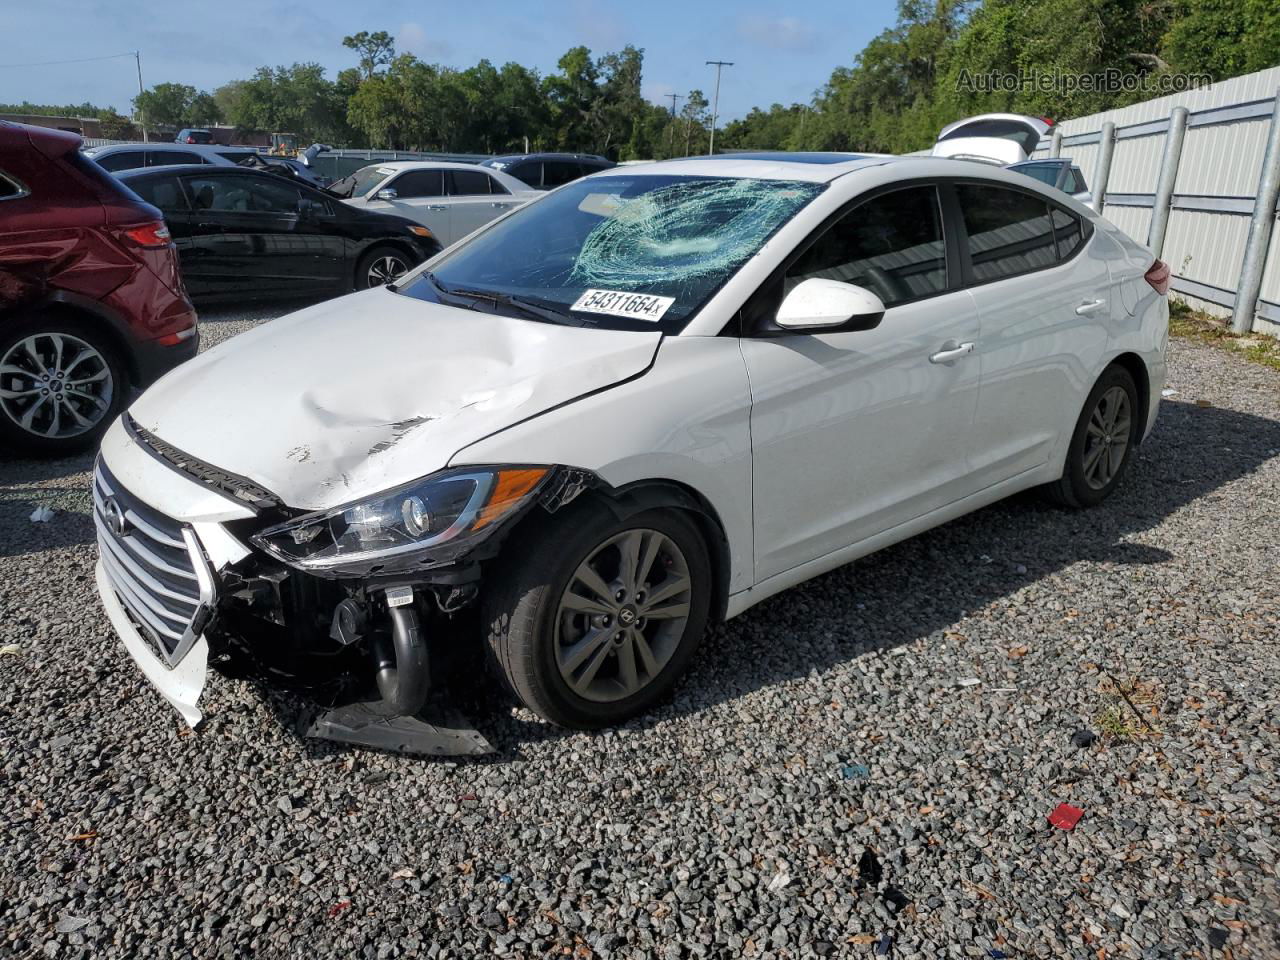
[933,114,1053,165]
[83,142,262,172]
[327,161,538,247]
[93,152,1168,741]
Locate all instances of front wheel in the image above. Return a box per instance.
[484,502,712,728]
[356,245,412,290]
[0,316,128,457]
[1043,364,1139,508]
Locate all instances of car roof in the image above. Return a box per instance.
[84,142,250,156]
[114,164,278,179]
[489,152,612,162]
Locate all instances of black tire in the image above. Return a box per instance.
[1042,364,1139,508]
[355,245,413,290]
[483,499,713,729]
[0,313,128,457]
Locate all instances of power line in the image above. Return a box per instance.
[666,93,683,117]
[0,51,139,69]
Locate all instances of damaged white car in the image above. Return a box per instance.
[94,152,1168,752]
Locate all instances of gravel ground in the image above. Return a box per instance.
[2,305,1278,960]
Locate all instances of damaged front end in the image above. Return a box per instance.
[97,415,595,756]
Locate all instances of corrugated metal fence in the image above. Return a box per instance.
[1030,66,1280,335]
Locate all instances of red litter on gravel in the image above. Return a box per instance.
[1048,803,1084,830]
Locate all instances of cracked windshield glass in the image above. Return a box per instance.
[399,174,824,332]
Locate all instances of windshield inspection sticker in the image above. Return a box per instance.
[571,289,675,322]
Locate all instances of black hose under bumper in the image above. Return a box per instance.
[373,606,430,716]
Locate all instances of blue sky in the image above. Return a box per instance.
[0,0,898,120]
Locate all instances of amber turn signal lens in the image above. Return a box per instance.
[472,468,549,530]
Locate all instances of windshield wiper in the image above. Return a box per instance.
[424,275,585,327]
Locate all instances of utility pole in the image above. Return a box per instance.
[134,50,148,142]
[705,60,733,156]
[666,92,683,117]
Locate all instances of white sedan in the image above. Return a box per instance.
[326,160,538,247]
[93,152,1168,739]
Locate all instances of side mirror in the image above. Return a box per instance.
[774,278,886,333]
[373,188,398,202]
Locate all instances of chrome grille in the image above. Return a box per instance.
[93,461,215,667]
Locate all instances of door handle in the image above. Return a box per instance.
[490,201,509,208]
[425,204,447,211]
[929,341,975,364]
[1075,299,1106,316]
[197,221,223,230]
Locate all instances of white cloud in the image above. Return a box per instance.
[736,14,820,53]
[397,22,454,61]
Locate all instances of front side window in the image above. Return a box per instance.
[390,170,444,198]
[399,174,825,334]
[186,175,300,214]
[956,184,1056,282]
[446,169,495,196]
[786,186,947,307]
[92,151,144,172]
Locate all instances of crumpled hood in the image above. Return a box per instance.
[931,138,1026,165]
[129,288,661,510]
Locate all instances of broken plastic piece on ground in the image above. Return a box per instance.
[29,506,55,522]
[301,698,493,756]
[989,950,1007,959]
[875,933,893,955]
[499,874,513,885]
[957,677,981,687]
[767,871,791,892]
[0,644,19,656]
[1071,728,1098,748]
[839,763,871,781]
[327,899,352,918]
[1048,803,1085,830]
[1161,388,1178,398]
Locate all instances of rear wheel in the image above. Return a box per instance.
[484,501,712,728]
[356,246,412,290]
[1043,365,1139,508]
[0,315,127,456]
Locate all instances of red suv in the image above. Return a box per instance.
[0,121,198,456]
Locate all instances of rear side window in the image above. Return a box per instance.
[92,150,145,172]
[507,161,541,188]
[1065,167,1087,194]
[447,169,497,196]
[956,184,1057,282]
[390,170,444,198]
[129,174,190,213]
[543,161,582,188]
[1051,208,1087,260]
[786,185,947,307]
[1012,164,1059,188]
[149,150,204,167]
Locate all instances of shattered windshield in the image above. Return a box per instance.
[397,174,825,333]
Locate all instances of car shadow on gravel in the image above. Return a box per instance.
[0,451,96,558]
[226,398,1280,760]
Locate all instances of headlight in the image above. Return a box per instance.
[252,466,551,576]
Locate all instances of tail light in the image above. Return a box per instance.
[122,222,172,248]
[1040,116,1055,126]
[1145,259,1170,295]
[185,136,196,143]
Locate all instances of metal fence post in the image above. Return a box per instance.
[1148,107,1189,259]
[1091,122,1116,215]
[1231,87,1280,334]
[1049,127,1063,158]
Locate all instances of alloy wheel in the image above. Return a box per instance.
[367,255,408,287]
[1082,385,1131,490]
[555,528,692,703]
[0,333,114,440]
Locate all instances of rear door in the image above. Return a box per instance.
[957,182,1110,484]
[365,169,451,242]
[445,168,517,240]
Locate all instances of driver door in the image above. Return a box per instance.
[740,184,983,581]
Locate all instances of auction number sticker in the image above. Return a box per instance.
[571,289,675,323]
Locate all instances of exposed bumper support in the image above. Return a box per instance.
[373,604,430,717]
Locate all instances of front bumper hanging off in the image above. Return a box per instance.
[92,454,493,756]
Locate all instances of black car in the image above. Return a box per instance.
[175,128,214,144]
[116,166,442,301]
[480,153,615,190]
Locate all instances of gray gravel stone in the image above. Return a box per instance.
[2,315,1280,958]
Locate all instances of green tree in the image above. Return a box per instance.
[133,82,198,128]
[343,30,396,79]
